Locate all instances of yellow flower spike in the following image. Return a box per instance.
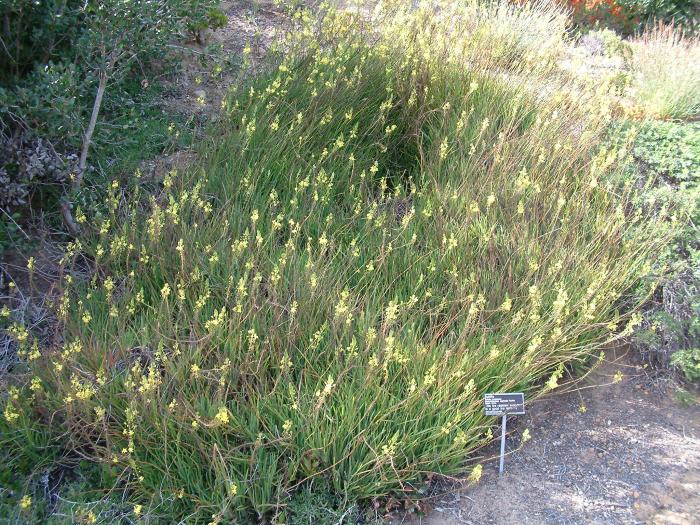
[499,295,512,312]
[468,464,482,484]
[439,137,448,160]
[30,376,42,392]
[214,406,230,426]
[521,428,531,443]
[19,495,31,510]
[228,482,238,497]
[3,404,20,424]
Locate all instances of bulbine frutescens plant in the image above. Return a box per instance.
[1,1,671,522]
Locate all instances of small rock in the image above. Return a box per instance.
[656,494,674,508]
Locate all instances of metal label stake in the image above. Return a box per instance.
[484,392,525,475]
[499,413,507,474]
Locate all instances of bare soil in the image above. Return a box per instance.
[161,0,289,119]
[393,348,700,525]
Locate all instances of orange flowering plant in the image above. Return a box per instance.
[566,0,640,34]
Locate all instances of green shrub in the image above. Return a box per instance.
[628,120,700,379]
[568,0,699,35]
[1,1,670,522]
[670,348,700,381]
[0,0,222,220]
[623,0,700,33]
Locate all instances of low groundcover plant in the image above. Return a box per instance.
[1,1,672,522]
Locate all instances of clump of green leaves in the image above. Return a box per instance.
[584,29,632,58]
[0,0,221,226]
[671,348,700,381]
[633,120,700,181]
[624,0,700,34]
[629,120,700,380]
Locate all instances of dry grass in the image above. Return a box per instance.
[628,22,700,120]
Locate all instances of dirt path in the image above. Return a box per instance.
[394,348,700,525]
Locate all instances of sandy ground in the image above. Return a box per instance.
[392,348,700,525]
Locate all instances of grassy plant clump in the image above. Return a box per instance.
[1,0,670,522]
[627,22,700,120]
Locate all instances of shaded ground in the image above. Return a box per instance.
[161,0,289,118]
[394,348,700,525]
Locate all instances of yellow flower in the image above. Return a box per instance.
[3,403,20,423]
[214,406,230,425]
[19,495,31,510]
[94,406,106,420]
[521,428,531,443]
[468,464,482,484]
[228,482,238,496]
[133,504,142,516]
[499,296,512,312]
[439,137,448,160]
